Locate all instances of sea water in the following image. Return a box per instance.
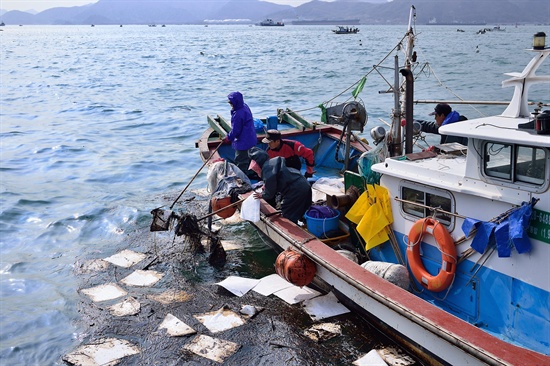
[1,23,549,364]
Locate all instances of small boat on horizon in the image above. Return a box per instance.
[332,26,359,34]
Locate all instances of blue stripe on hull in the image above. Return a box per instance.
[368,231,550,355]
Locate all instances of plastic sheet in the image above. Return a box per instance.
[240,194,260,222]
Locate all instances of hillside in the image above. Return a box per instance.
[1,0,548,25]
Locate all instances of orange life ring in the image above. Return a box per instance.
[407,218,457,292]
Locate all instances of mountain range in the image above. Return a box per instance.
[0,0,548,25]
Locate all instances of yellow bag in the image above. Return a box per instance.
[345,191,371,224]
[357,199,390,250]
[355,184,394,250]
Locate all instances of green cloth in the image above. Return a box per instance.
[318,103,327,123]
[352,76,366,99]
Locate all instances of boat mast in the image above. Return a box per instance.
[389,6,416,157]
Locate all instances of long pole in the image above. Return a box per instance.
[170,140,223,209]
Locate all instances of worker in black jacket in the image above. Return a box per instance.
[248,147,312,224]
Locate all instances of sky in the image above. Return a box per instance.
[0,0,322,12]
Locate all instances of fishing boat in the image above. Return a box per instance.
[193,7,549,365]
[259,18,284,26]
[332,26,360,34]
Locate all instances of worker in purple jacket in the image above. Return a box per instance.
[223,91,259,179]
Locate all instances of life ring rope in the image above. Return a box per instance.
[406,217,457,293]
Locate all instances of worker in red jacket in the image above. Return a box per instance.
[262,129,315,178]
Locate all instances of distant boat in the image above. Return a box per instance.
[292,19,360,25]
[332,26,359,34]
[259,18,284,26]
[0,22,5,26]
[477,26,506,34]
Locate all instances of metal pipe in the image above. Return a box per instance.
[400,68,414,154]
[390,54,402,157]
[414,99,550,106]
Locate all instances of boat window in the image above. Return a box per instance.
[401,186,452,226]
[484,143,512,180]
[484,142,547,185]
[516,146,546,185]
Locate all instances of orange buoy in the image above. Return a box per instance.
[407,218,457,292]
[210,196,236,218]
[275,249,316,287]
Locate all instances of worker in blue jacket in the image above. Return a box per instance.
[415,103,468,145]
[223,91,258,179]
[248,147,312,224]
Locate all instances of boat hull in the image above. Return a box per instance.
[245,196,548,364]
[250,204,549,365]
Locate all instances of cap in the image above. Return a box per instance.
[429,103,452,116]
[262,129,281,144]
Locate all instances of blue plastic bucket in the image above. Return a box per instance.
[304,209,340,238]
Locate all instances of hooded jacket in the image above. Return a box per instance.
[227,92,257,151]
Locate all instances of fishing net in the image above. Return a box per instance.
[358,142,387,185]
[149,161,253,262]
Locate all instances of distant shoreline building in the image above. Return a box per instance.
[203,19,253,25]
[291,19,360,26]
[427,17,486,25]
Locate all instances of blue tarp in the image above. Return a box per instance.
[463,198,537,257]
[495,221,511,257]
[509,203,533,254]
[462,217,481,237]
[470,221,496,254]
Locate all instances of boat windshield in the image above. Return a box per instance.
[483,143,547,186]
